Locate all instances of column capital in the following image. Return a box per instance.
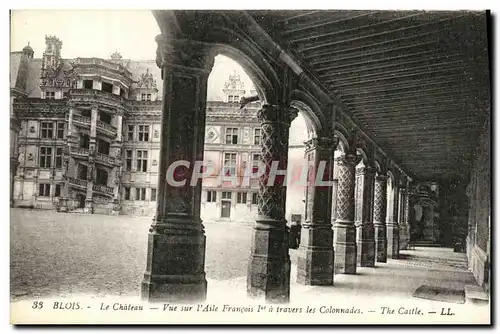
[155,36,215,73]
[257,104,298,126]
[335,153,361,166]
[356,164,376,176]
[304,136,339,153]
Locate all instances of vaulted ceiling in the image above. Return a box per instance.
[249,10,491,181]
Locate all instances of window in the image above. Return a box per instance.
[252,154,261,173]
[225,128,239,144]
[207,190,217,203]
[57,122,65,139]
[125,150,132,171]
[124,187,131,200]
[237,192,247,204]
[55,148,63,168]
[138,125,149,142]
[141,94,146,101]
[46,91,55,99]
[38,183,51,197]
[127,125,134,141]
[83,80,93,89]
[41,122,54,139]
[221,191,231,200]
[99,112,112,124]
[254,128,261,145]
[55,184,61,197]
[147,94,152,101]
[233,95,239,103]
[97,140,110,155]
[102,81,113,93]
[135,188,146,201]
[136,150,148,172]
[63,91,68,99]
[39,147,53,168]
[151,188,157,201]
[80,134,90,149]
[252,193,258,205]
[224,153,237,176]
[228,95,233,102]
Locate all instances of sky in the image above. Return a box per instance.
[10,9,256,101]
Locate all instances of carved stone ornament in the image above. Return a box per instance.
[27,153,34,161]
[29,126,35,133]
[156,37,214,71]
[154,130,159,138]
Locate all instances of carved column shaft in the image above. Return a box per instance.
[355,165,376,267]
[387,178,400,259]
[248,104,297,303]
[333,153,361,274]
[297,136,337,285]
[141,37,213,303]
[373,175,388,262]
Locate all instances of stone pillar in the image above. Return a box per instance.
[333,153,361,274]
[59,155,70,212]
[247,104,297,303]
[355,165,376,267]
[84,105,98,214]
[373,174,388,262]
[141,37,213,302]
[387,177,400,259]
[297,136,337,285]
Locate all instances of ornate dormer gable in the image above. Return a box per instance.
[137,68,157,89]
[222,70,246,103]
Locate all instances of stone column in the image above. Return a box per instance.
[247,104,297,303]
[141,37,213,302]
[297,136,337,285]
[373,174,388,262]
[333,152,361,274]
[387,176,400,259]
[403,185,411,247]
[355,165,376,267]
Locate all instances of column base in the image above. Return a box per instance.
[59,197,69,212]
[357,224,375,267]
[141,274,207,303]
[141,216,207,303]
[247,218,290,303]
[374,224,387,263]
[387,223,400,259]
[83,199,93,214]
[296,225,334,285]
[357,240,375,267]
[399,224,409,250]
[333,223,357,274]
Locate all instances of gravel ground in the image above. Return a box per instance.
[10,209,256,300]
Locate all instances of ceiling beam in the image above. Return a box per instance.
[299,14,461,53]
[283,11,375,35]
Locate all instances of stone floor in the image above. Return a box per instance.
[10,209,490,324]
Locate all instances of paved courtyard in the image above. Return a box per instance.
[10,208,490,324]
[10,208,255,300]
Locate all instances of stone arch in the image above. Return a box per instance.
[290,89,327,137]
[152,11,281,105]
[333,122,352,154]
[290,100,319,140]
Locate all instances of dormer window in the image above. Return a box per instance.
[83,80,93,89]
[46,92,55,99]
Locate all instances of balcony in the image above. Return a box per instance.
[72,114,91,128]
[97,120,117,137]
[69,89,126,107]
[68,177,87,189]
[92,184,114,197]
[70,146,89,158]
[95,152,115,166]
